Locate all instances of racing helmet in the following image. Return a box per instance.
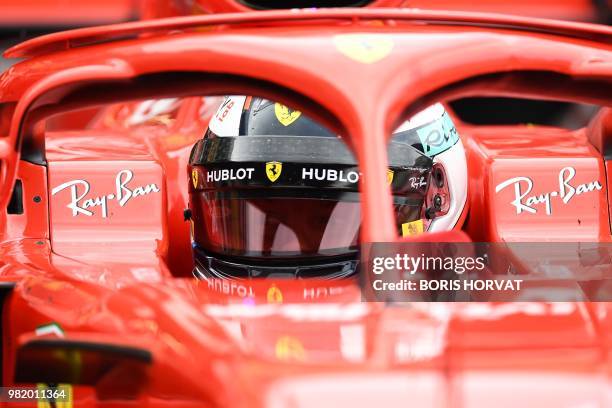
[188,96,467,279]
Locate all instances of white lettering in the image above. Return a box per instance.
[409,176,427,189]
[205,168,255,183]
[301,167,360,183]
[302,167,314,179]
[52,169,160,218]
[495,167,602,216]
[51,180,93,216]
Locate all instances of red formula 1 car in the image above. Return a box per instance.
[0,8,610,407]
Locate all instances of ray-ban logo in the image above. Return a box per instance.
[495,167,602,216]
[52,170,160,218]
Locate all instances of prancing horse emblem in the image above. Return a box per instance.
[274,103,301,126]
[266,162,282,182]
[191,169,199,188]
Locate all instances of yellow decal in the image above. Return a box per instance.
[37,384,72,408]
[266,285,283,303]
[274,103,302,126]
[387,169,394,185]
[275,336,306,361]
[265,161,283,183]
[402,219,424,237]
[191,169,199,189]
[333,34,394,64]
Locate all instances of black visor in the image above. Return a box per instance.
[189,134,432,261]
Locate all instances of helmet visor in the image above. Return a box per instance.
[190,136,432,261]
[191,193,424,259]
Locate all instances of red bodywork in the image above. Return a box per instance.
[0,8,610,407]
[1,0,602,33]
[141,0,609,23]
[0,0,140,27]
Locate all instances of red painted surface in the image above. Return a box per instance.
[463,126,611,242]
[0,0,138,26]
[0,9,609,406]
[4,161,49,242]
[141,0,601,23]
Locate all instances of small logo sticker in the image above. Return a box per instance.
[416,111,459,157]
[402,219,424,237]
[191,169,199,189]
[267,285,283,303]
[333,34,394,64]
[266,161,283,182]
[274,103,302,126]
[387,169,394,185]
[409,176,427,189]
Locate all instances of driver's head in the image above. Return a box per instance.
[188,96,467,279]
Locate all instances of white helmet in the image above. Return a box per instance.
[391,102,468,233]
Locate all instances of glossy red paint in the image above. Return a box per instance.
[464,125,611,242]
[0,0,139,26]
[46,132,167,251]
[0,9,609,407]
[140,0,604,24]
[4,161,49,242]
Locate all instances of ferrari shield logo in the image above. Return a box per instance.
[265,161,283,182]
[191,169,199,189]
[274,103,301,126]
[275,335,306,361]
[333,34,394,64]
[387,169,394,185]
[401,219,424,237]
[267,285,283,303]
